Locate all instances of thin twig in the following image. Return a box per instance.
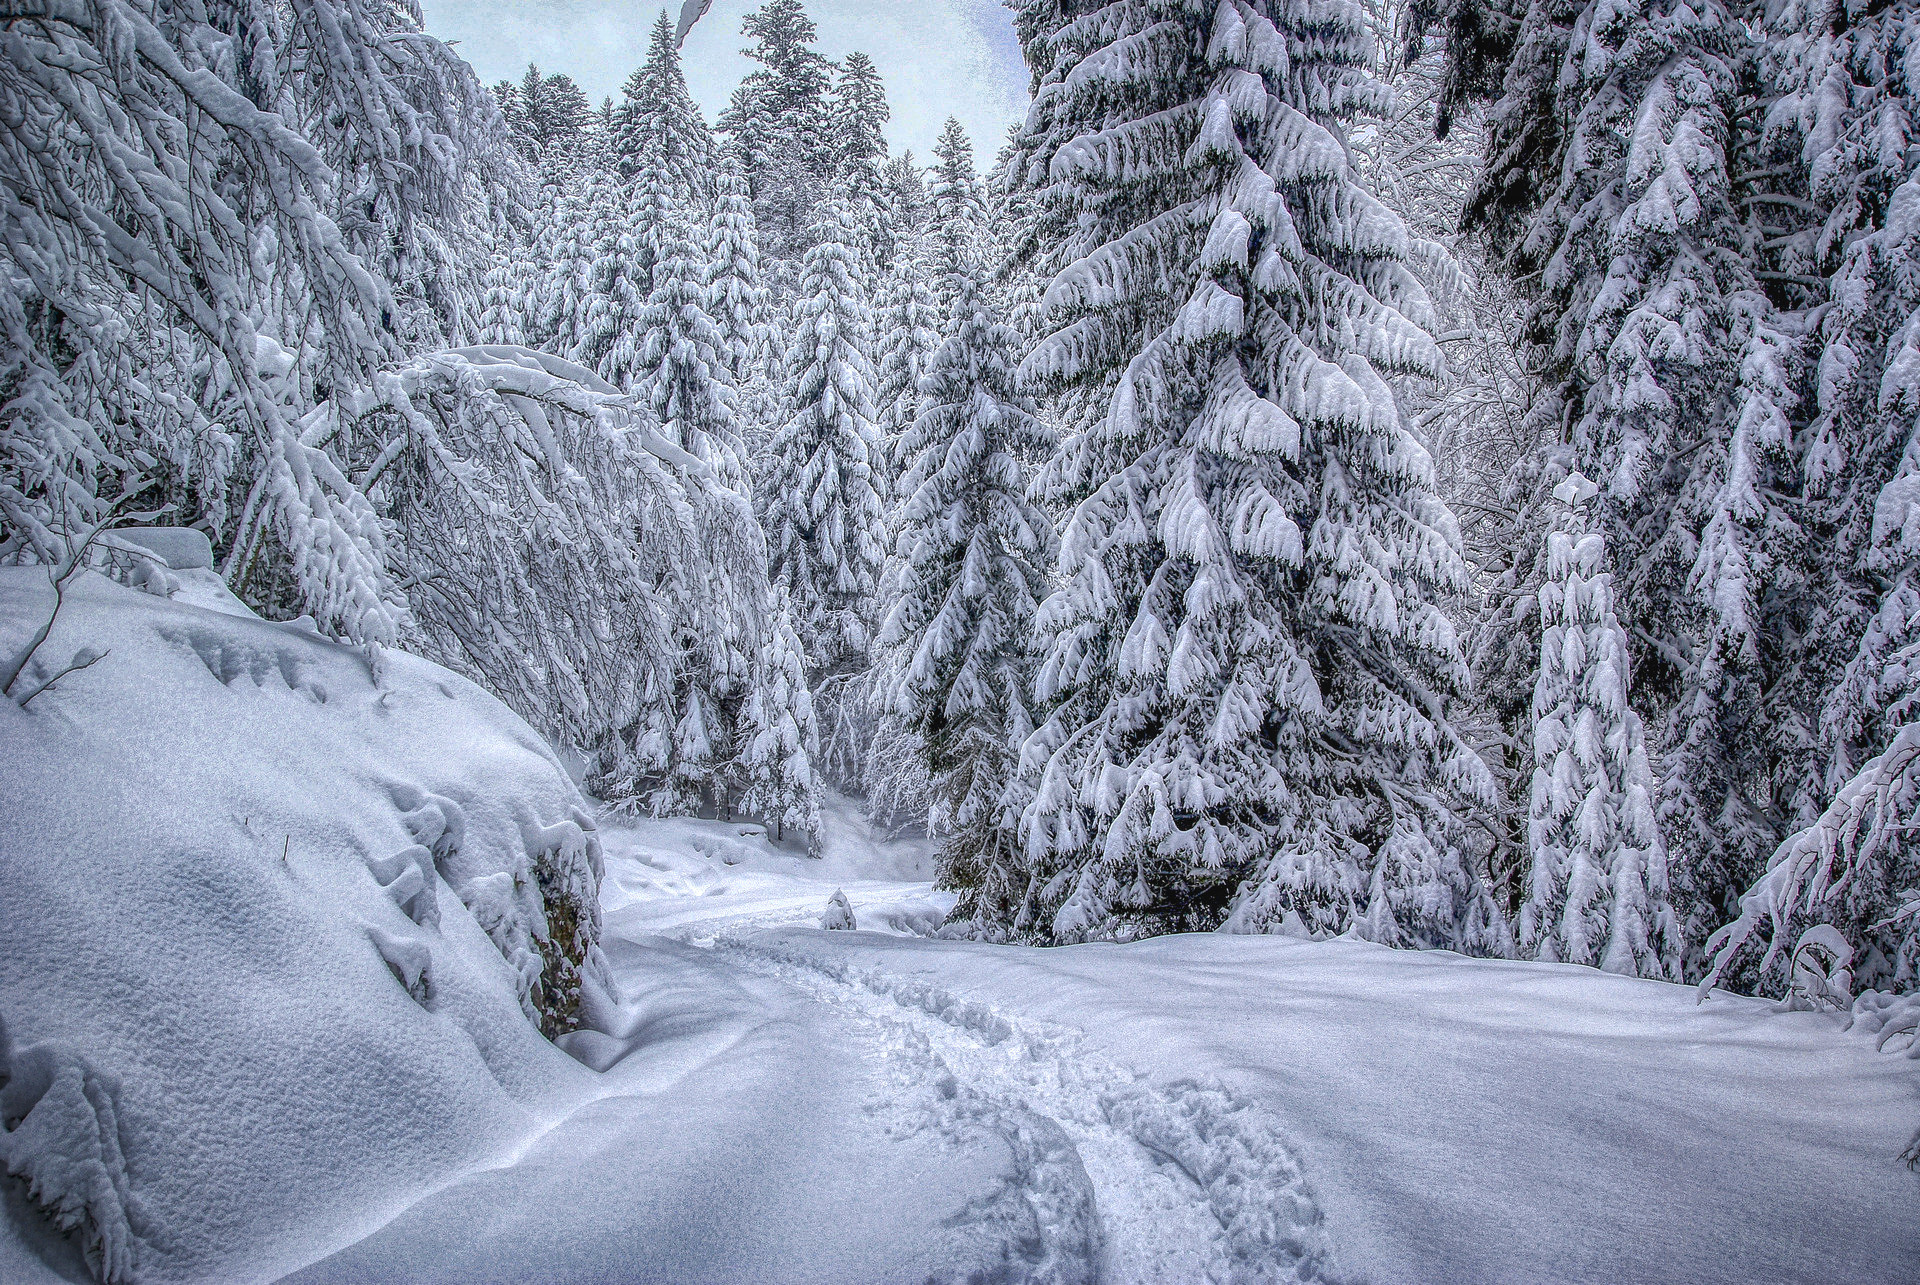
[14,648,109,708]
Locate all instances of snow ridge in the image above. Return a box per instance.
[719,938,1337,1285]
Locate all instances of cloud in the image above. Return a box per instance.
[421,0,1029,162]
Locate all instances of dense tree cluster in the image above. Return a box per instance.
[6,0,1916,998]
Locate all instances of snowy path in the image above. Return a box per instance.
[586,799,1336,1284]
[713,936,1334,1285]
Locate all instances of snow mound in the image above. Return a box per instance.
[0,569,607,1282]
[821,890,857,930]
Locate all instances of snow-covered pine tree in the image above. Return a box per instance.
[1007,0,1497,946]
[640,208,750,494]
[878,265,1057,927]
[477,253,529,346]
[525,169,609,354]
[883,151,930,233]
[587,161,677,391]
[705,164,779,456]
[742,588,825,850]
[719,0,838,262]
[1432,0,1818,968]
[612,9,718,196]
[829,51,898,272]
[760,194,887,790]
[832,51,890,175]
[927,118,984,320]
[497,63,594,165]
[1522,474,1683,977]
[872,235,944,455]
[761,194,887,678]
[706,167,771,388]
[1769,3,1920,851]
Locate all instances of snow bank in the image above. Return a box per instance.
[0,567,607,1282]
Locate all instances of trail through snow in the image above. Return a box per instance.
[716,936,1332,1285]
[278,793,1920,1283]
[590,798,1335,1284]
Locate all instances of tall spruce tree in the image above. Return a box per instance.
[590,163,676,390]
[705,165,777,450]
[612,10,718,193]
[720,0,838,261]
[927,118,984,319]
[878,268,1057,927]
[496,64,594,166]
[1432,0,1861,973]
[873,235,943,455]
[1523,475,1683,977]
[1008,0,1496,945]
[641,205,750,494]
[761,195,887,678]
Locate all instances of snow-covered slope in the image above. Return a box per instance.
[0,567,608,1283]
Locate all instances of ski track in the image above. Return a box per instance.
[706,934,1339,1285]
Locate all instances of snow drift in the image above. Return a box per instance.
[0,562,608,1282]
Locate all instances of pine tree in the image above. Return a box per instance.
[641,206,750,494]
[927,118,983,319]
[878,268,1057,927]
[1009,0,1495,946]
[719,0,838,261]
[832,51,890,177]
[586,163,676,390]
[742,589,825,850]
[706,166,771,388]
[831,51,896,269]
[872,235,943,455]
[760,195,887,677]
[882,152,930,233]
[1522,474,1683,978]
[612,10,717,194]
[500,63,594,165]
[477,252,528,346]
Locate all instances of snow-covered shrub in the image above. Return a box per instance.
[821,889,857,931]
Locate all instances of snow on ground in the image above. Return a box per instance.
[594,797,951,944]
[4,566,1917,1283]
[577,810,1920,1284]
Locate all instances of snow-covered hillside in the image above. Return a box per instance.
[3,568,1915,1283]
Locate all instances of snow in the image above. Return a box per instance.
[3,572,1915,1283]
[551,802,1920,1283]
[0,567,611,1283]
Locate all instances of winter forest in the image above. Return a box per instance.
[3,0,1918,1281]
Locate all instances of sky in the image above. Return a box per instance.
[420,1,1031,162]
